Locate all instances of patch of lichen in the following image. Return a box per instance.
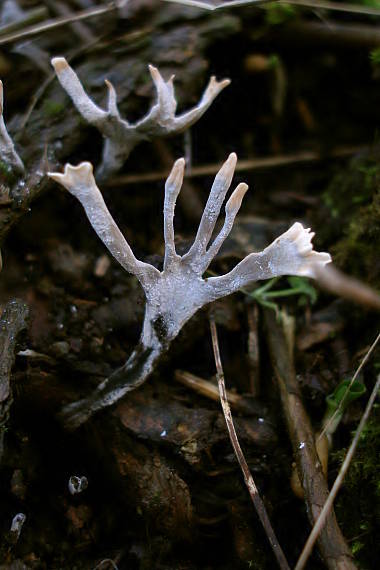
[332,403,380,568]
[322,149,380,286]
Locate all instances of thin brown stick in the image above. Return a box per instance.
[44,0,95,43]
[295,373,380,570]
[0,7,48,38]
[17,35,104,135]
[209,315,290,570]
[164,0,380,17]
[315,265,380,312]
[264,308,356,570]
[104,145,367,187]
[162,0,270,11]
[174,369,259,414]
[0,1,121,46]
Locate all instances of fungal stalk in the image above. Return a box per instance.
[51,57,230,180]
[48,154,331,430]
[0,80,24,176]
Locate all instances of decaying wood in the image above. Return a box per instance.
[264,308,357,570]
[295,373,380,570]
[0,299,29,463]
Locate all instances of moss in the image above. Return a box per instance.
[322,148,380,287]
[332,404,380,569]
[370,47,380,67]
[264,3,298,26]
[42,99,65,118]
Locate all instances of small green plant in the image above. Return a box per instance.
[370,46,380,66]
[247,275,317,313]
[323,378,366,436]
[361,0,380,9]
[264,3,297,26]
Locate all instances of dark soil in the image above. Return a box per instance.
[0,1,379,569]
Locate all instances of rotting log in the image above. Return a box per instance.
[0,299,29,463]
[264,308,357,570]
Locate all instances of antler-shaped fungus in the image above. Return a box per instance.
[0,81,24,176]
[51,57,230,180]
[48,154,331,430]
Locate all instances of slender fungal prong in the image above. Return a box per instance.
[144,65,177,126]
[47,162,158,286]
[163,158,185,270]
[184,152,237,267]
[201,182,248,273]
[171,76,231,133]
[105,79,120,118]
[51,57,107,125]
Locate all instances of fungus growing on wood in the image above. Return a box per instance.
[51,57,230,180]
[0,80,24,176]
[48,153,331,430]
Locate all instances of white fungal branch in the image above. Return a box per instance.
[51,57,230,179]
[163,158,185,270]
[201,181,249,272]
[184,152,238,268]
[208,223,332,298]
[0,80,24,175]
[48,162,159,287]
[48,154,331,429]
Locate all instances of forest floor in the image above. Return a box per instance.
[0,1,379,569]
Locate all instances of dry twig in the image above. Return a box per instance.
[0,1,124,46]
[164,0,380,16]
[209,314,290,570]
[104,145,367,186]
[315,265,380,312]
[264,308,357,570]
[295,373,380,570]
[174,369,259,414]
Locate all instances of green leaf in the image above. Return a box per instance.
[326,379,366,414]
